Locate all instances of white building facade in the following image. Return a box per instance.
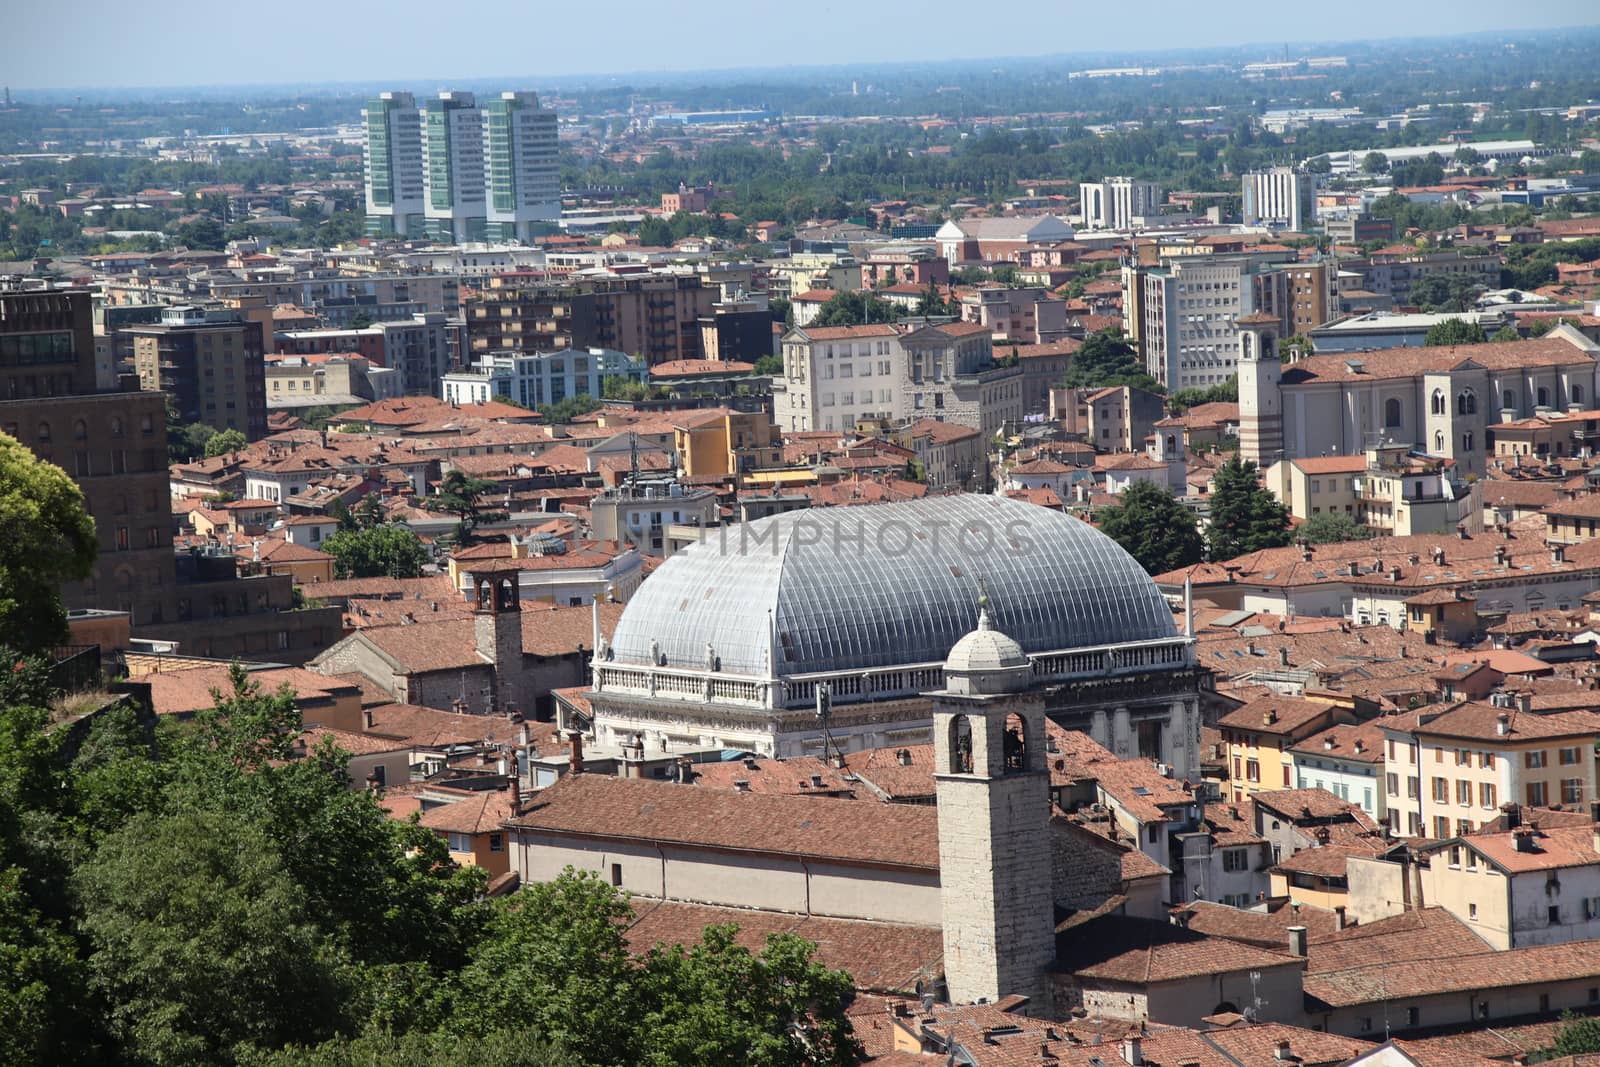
[362,92,425,238]
[1080,177,1162,230]
[1242,167,1311,232]
[440,347,645,409]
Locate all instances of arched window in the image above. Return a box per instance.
[73,419,87,441]
[1166,434,1177,454]
[1462,431,1475,452]
[1431,389,1446,416]
[1003,712,1028,773]
[36,421,50,443]
[1457,390,1476,416]
[139,414,154,434]
[1503,389,1517,412]
[1384,398,1402,429]
[110,416,124,438]
[948,715,973,774]
[1538,387,1550,408]
[1434,430,1445,453]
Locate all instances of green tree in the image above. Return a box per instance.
[1095,481,1205,576]
[1298,512,1373,544]
[429,470,507,540]
[1281,334,1314,356]
[1206,455,1291,561]
[322,525,429,579]
[76,810,356,1065]
[1489,326,1522,343]
[1362,151,1390,174]
[541,393,605,423]
[754,354,784,376]
[243,1030,583,1067]
[1553,1012,1600,1057]
[1423,317,1488,346]
[0,433,98,652]
[1062,328,1162,393]
[204,428,248,458]
[175,216,226,250]
[811,290,899,327]
[348,312,374,329]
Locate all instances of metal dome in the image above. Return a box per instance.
[606,494,1177,680]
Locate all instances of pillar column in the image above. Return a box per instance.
[1112,706,1131,758]
[1091,707,1109,751]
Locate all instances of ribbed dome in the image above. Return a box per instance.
[945,603,1028,674]
[607,495,1176,679]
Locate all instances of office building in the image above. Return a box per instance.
[423,91,487,242]
[0,288,175,626]
[1079,177,1162,230]
[362,91,425,238]
[364,89,559,244]
[1242,167,1312,232]
[129,305,267,440]
[466,273,717,365]
[483,91,560,242]
[440,347,644,409]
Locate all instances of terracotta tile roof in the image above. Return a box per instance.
[842,744,937,801]
[1304,907,1489,977]
[683,755,855,797]
[1413,702,1600,743]
[650,359,755,376]
[364,702,507,748]
[1176,900,1340,949]
[1056,914,1302,984]
[1282,335,1595,385]
[1271,842,1372,879]
[147,665,359,717]
[902,417,981,443]
[506,774,940,870]
[625,901,942,995]
[1304,931,1600,1009]
[417,788,515,834]
[1452,824,1600,873]
[1218,695,1340,737]
[1013,339,1083,359]
[1009,458,1073,475]
[1254,787,1376,824]
[1289,720,1387,764]
[300,725,410,757]
[792,324,902,341]
[1290,455,1369,475]
[1392,1013,1600,1064]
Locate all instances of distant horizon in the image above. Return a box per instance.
[4,3,1598,95]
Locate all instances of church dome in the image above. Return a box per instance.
[606,495,1176,680]
[945,601,1028,674]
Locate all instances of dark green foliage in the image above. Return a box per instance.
[1298,512,1373,545]
[1423,317,1488,346]
[0,433,98,652]
[428,470,508,540]
[322,525,429,579]
[1552,1012,1600,1056]
[1206,456,1291,561]
[204,428,248,457]
[1168,376,1237,413]
[1062,329,1164,394]
[811,290,900,327]
[540,393,606,423]
[1096,481,1205,576]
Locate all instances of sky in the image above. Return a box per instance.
[4,0,1597,91]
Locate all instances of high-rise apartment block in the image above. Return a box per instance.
[1242,167,1313,232]
[0,288,175,626]
[1079,177,1162,230]
[364,89,559,242]
[129,305,267,440]
[466,273,717,366]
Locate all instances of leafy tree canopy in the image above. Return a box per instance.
[322,525,429,579]
[205,428,249,458]
[1424,317,1488,346]
[1553,1012,1600,1057]
[811,290,900,327]
[1206,455,1291,561]
[1062,328,1164,394]
[1298,511,1374,545]
[1097,481,1205,576]
[0,433,98,652]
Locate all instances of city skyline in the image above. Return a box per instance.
[4,0,1598,91]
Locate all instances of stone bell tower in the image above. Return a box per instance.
[469,562,523,713]
[933,592,1054,1011]
[1237,311,1284,470]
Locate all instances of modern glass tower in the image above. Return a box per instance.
[483,91,561,242]
[362,91,424,237]
[422,91,487,242]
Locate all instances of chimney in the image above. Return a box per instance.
[1324,737,1335,751]
[897,748,912,766]
[1335,905,1347,931]
[567,731,585,776]
[365,771,381,793]
[1264,708,1278,725]
[831,752,846,769]
[675,756,695,784]
[517,722,530,746]
[1513,827,1537,853]
[1279,647,1291,667]
[1496,713,1511,736]
[1495,544,1509,566]
[1432,546,1446,565]
[734,780,751,792]
[1287,925,1308,957]
[1301,542,1313,562]
[1122,1034,1144,1067]
[1502,801,1521,830]
[1275,1039,1293,1062]
[496,756,508,777]
[1553,542,1567,564]
[1516,692,1532,714]
[1354,739,1365,755]
[508,773,521,816]
[362,707,374,730]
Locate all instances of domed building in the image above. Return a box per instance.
[581,494,1207,774]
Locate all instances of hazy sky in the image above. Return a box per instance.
[5,0,1597,91]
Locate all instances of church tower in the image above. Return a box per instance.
[470,562,523,713]
[933,593,1054,1011]
[1236,312,1284,469]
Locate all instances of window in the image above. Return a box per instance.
[1407,1007,1420,1027]
[1529,781,1549,806]
[1283,765,1291,787]
[446,832,471,852]
[1455,748,1470,766]
[1480,752,1495,770]
[1457,779,1472,806]
[1527,751,1548,769]
[1563,778,1585,805]
[1470,902,1478,920]
[610,863,623,887]
[1434,816,1450,839]
[115,526,129,551]
[1223,848,1249,872]
[1388,772,1400,796]
[1458,390,1476,416]
[1432,777,1449,802]
[1560,746,1582,765]
[1449,846,1462,867]
[1247,759,1260,783]
[1407,776,1419,799]
[1541,993,1552,1013]
[1361,1017,1374,1033]
[1503,389,1517,411]
[1479,782,1497,809]
[488,833,503,853]
[1431,389,1445,416]
[1385,397,1402,428]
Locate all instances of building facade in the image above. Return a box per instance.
[1243,168,1312,232]
[128,305,267,440]
[362,91,425,238]
[1080,177,1162,230]
[440,347,644,409]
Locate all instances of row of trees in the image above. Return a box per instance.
[1097,456,1293,575]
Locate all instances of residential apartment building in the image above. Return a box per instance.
[0,287,175,626]
[672,408,782,478]
[1135,253,1275,392]
[774,321,1022,438]
[1381,700,1600,840]
[1217,694,1355,803]
[1289,721,1389,822]
[895,418,985,490]
[1347,249,1503,306]
[588,477,720,555]
[957,286,1070,345]
[1266,444,1476,536]
[466,273,716,365]
[1242,167,1313,232]
[266,355,401,411]
[1057,384,1167,453]
[440,347,644,409]
[1079,177,1161,230]
[362,91,425,238]
[129,305,267,440]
